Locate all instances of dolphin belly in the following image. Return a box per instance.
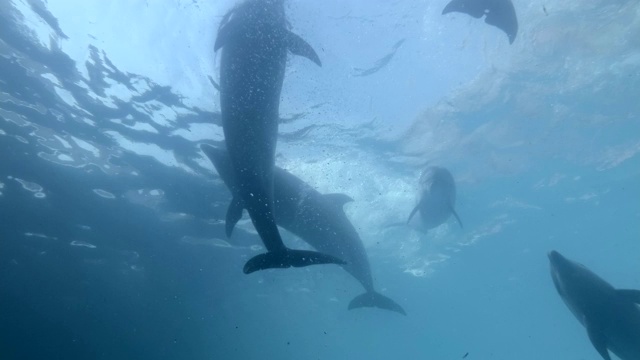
[418,195,454,229]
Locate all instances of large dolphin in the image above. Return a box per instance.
[548,250,640,360]
[202,144,406,315]
[215,0,344,273]
[406,166,462,232]
[442,0,518,44]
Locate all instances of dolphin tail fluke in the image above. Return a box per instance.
[348,291,407,316]
[225,197,244,238]
[442,0,483,17]
[243,250,346,274]
[441,0,518,44]
[285,31,322,66]
[484,7,518,44]
[451,207,463,229]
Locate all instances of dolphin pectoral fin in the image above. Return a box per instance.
[323,193,354,209]
[407,205,420,224]
[348,291,407,316]
[285,31,322,66]
[585,320,612,360]
[225,197,244,238]
[208,76,221,91]
[450,207,464,229]
[243,250,346,274]
[616,289,640,304]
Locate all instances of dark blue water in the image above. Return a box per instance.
[1,1,639,359]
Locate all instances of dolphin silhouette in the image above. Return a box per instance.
[406,166,463,232]
[549,250,640,360]
[202,144,406,315]
[215,0,343,274]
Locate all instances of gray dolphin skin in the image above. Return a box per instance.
[548,250,640,360]
[215,0,344,274]
[442,0,518,44]
[201,144,406,315]
[406,166,462,232]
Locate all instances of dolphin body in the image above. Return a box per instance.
[215,0,344,274]
[548,250,640,360]
[442,0,518,44]
[202,144,406,315]
[406,166,462,232]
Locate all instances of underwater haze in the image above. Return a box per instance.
[1,0,639,359]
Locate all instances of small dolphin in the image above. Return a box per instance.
[406,166,462,232]
[442,0,518,44]
[215,0,342,273]
[549,250,640,360]
[202,144,406,315]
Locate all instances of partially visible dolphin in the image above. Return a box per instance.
[549,250,640,360]
[202,144,406,315]
[215,0,344,274]
[406,166,462,232]
[442,0,518,44]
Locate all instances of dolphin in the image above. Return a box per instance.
[548,250,640,360]
[442,0,518,44]
[405,166,462,232]
[215,0,344,274]
[202,144,406,315]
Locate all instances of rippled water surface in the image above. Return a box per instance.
[1,1,639,359]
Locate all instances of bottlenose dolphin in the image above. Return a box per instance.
[215,0,343,273]
[442,0,518,44]
[406,166,462,232]
[202,144,406,315]
[549,250,640,360]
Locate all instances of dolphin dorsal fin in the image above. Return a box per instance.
[616,289,640,304]
[225,197,244,238]
[322,193,353,210]
[285,31,322,66]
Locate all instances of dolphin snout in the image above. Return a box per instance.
[548,251,563,268]
[548,251,569,269]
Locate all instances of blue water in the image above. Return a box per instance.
[1,0,639,359]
